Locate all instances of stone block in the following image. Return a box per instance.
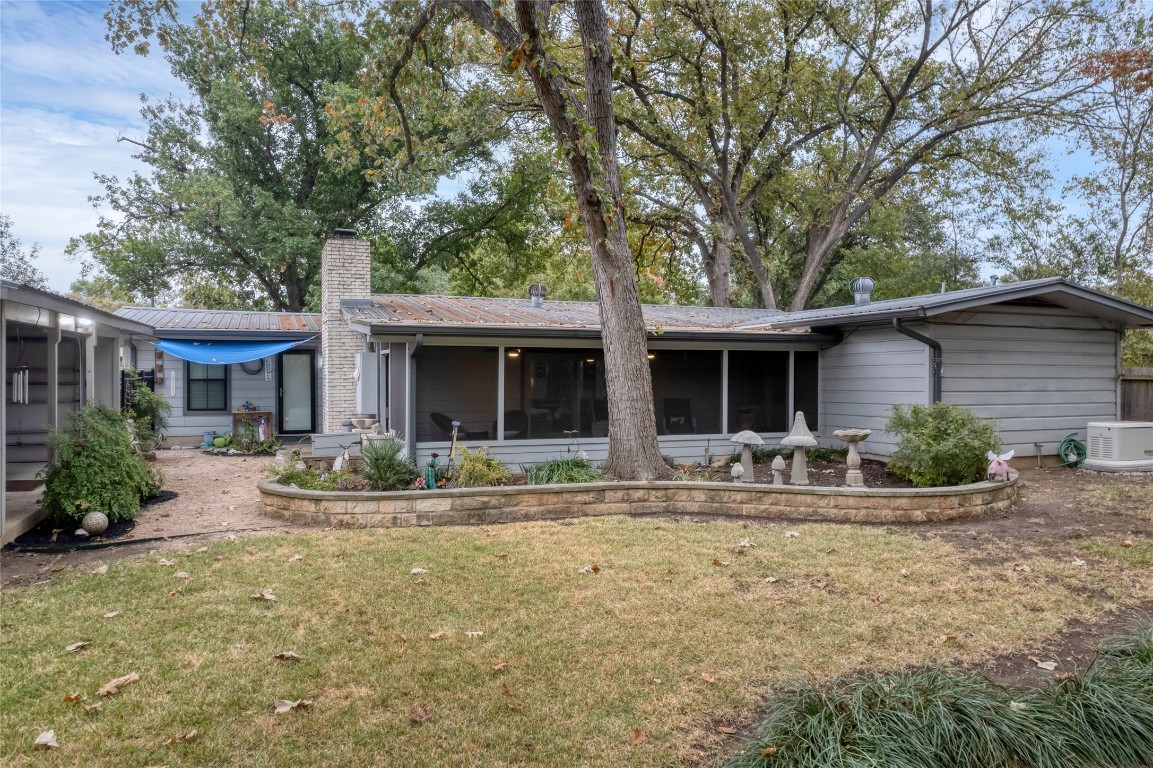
[414,497,453,513]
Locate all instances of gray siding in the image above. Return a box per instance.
[933,306,1120,454]
[819,327,930,455]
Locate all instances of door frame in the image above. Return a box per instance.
[277,349,316,434]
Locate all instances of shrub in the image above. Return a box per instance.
[42,403,161,525]
[232,419,281,455]
[886,403,1001,487]
[266,463,357,491]
[525,457,605,485]
[361,435,420,491]
[124,381,171,449]
[455,447,509,487]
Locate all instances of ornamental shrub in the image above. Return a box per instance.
[525,456,605,485]
[360,435,420,491]
[886,403,1001,487]
[455,447,509,487]
[43,403,161,525]
[124,380,171,449]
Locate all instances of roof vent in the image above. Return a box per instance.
[528,283,548,308]
[850,276,875,306]
[333,227,357,239]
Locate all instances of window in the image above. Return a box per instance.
[792,351,819,430]
[414,346,498,442]
[650,350,722,434]
[505,349,607,439]
[727,351,789,432]
[187,362,228,411]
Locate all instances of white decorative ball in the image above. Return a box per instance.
[81,511,109,535]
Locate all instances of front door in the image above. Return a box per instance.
[278,350,315,434]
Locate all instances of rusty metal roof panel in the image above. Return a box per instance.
[115,307,321,335]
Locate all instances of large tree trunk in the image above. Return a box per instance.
[706,238,732,307]
[459,0,668,479]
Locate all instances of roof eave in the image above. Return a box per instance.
[353,320,840,345]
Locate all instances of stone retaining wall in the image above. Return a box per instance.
[259,471,1017,528]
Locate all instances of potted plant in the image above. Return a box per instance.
[213,433,232,448]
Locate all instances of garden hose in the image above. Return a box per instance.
[1058,432,1086,467]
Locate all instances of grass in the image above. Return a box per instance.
[524,456,606,485]
[1078,483,1153,523]
[1,517,1146,767]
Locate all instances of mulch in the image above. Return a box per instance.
[4,490,179,550]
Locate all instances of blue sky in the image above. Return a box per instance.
[1,0,189,292]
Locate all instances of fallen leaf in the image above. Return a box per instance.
[1071,558,1087,567]
[466,631,484,639]
[97,672,140,697]
[1055,672,1075,682]
[717,726,737,735]
[785,531,800,538]
[158,558,175,567]
[273,699,312,714]
[274,651,303,661]
[578,564,600,574]
[493,553,509,560]
[701,672,717,684]
[103,610,120,618]
[761,747,778,757]
[1010,700,1029,711]
[712,559,730,567]
[764,576,779,584]
[492,660,510,673]
[900,568,911,577]
[213,554,224,561]
[428,630,448,640]
[288,555,304,562]
[993,573,1010,582]
[938,633,957,644]
[164,729,198,746]
[84,702,103,713]
[34,730,58,750]
[1028,656,1058,671]
[196,547,208,553]
[251,591,277,601]
[814,580,828,589]
[631,728,647,745]
[92,564,109,575]
[410,705,432,724]
[507,702,524,712]
[169,588,183,597]
[1013,564,1031,573]
[1121,539,1134,548]
[63,693,82,703]
[500,682,512,696]
[737,538,754,548]
[66,641,90,653]
[173,571,190,579]
[411,567,429,575]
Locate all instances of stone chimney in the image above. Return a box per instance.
[321,229,370,433]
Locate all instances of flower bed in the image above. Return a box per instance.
[258,470,1017,528]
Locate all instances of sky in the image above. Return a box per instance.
[1,0,190,293]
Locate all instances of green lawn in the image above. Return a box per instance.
[2,517,1146,767]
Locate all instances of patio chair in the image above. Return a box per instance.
[493,410,529,439]
[430,412,489,440]
[662,398,696,434]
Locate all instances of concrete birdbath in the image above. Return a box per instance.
[780,411,818,485]
[730,430,764,483]
[833,428,872,487]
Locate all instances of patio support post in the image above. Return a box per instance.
[497,346,505,442]
[787,351,795,425]
[1,303,6,540]
[45,315,60,443]
[721,350,729,433]
[83,331,96,407]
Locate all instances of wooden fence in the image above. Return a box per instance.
[1122,368,1153,421]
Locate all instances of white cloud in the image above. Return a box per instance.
[0,0,190,291]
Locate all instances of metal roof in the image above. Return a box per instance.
[740,278,1153,329]
[2,280,153,335]
[343,294,795,337]
[115,307,321,337]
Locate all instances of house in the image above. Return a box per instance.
[108,231,1153,471]
[2,280,153,544]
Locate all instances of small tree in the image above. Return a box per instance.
[886,403,1002,488]
[43,404,161,525]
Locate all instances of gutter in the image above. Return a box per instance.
[893,318,942,403]
[357,322,842,346]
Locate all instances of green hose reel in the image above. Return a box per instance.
[1058,432,1086,467]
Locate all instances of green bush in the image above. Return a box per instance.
[266,463,357,491]
[43,403,161,525]
[455,447,509,487]
[886,403,1001,487]
[361,436,420,491]
[124,381,171,449]
[232,419,281,455]
[525,457,605,485]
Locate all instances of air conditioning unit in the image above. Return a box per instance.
[1083,422,1153,472]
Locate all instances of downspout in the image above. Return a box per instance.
[407,334,423,458]
[893,318,942,403]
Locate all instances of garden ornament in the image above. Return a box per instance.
[986,450,1015,482]
[333,444,351,473]
[425,453,440,490]
[449,421,460,464]
[729,430,764,483]
[771,455,786,486]
[730,462,745,482]
[81,511,109,535]
[833,429,872,488]
[780,411,818,486]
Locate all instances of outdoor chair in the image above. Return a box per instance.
[662,398,696,434]
[430,412,488,440]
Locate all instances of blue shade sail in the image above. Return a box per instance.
[155,338,314,365]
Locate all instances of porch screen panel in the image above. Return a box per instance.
[727,351,789,432]
[504,349,607,439]
[414,346,498,442]
[650,350,721,434]
[793,351,819,430]
[187,362,227,411]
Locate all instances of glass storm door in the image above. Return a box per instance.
[278,350,315,434]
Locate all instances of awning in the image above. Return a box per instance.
[155,338,315,365]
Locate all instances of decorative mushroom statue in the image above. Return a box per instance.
[730,462,745,482]
[771,455,786,486]
[833,428,871,487]
[780,411,818,485]
[730,430,764,483]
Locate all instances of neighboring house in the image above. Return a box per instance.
[2,280,152,544]
[312,233,1153,465]
[113,307,321,442]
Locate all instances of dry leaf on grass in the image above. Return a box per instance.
[500,682,512,696]
[717,726,737,735]
[411,567,428,575]
[1010,700,1029,711]
[938,633,957,644]
[701,672,717,684]
[428,630,448,640]
[273,699,312,714]
[1121,539,1134,548]
[493,552,509,560]
[158,559,175,567]
[65,641,89,653]
[251,591,277,602]
[34,730,58,750]
[169,588,183,597]
[274,651,302,661]
[900,568,911,577]
[97,672,140,697]
[173,571,190,580]
[288,555,304,562]
[737,538,754,548]
[764,576,779,584]
[103,610,120,619]
[785,531,800,538]
[466,631,484,639]
[164,729,198,745]
[84,702,103,713]
[1029,656,1058,671]
[92,564,109,575]
[410,705,432,724]
[578,564,600,574]
[1071,558,1088,567]
[712,559,730,567]
[63,693,82,703]
[196,547,208,553]
[507,702,525,712]
[630,728,647,745]
[761,747,778,757]
[492,660,509,673]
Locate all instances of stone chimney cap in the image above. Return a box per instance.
[333,227,358,238]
